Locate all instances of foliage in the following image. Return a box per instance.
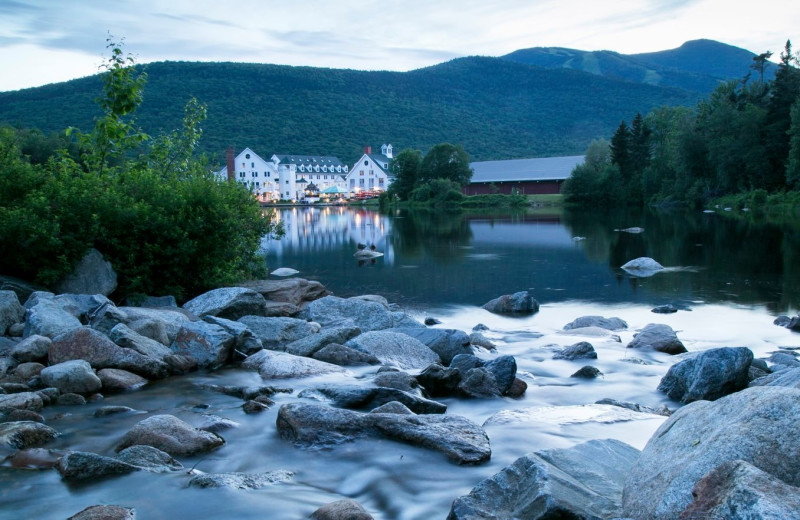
[0,41,278,301]
[460,193,529,208]
[409,178,465,207]
[387,147,422,200]
[419,143,473,186]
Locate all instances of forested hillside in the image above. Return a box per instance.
[0,40,759,165]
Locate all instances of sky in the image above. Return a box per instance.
[1,0,798,92]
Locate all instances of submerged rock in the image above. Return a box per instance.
[188,470,293,489]
[115,414,224,456]
[562,316,628,331]
[56,451,139,481]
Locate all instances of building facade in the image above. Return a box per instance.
[345,144,395,196]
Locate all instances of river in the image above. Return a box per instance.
[2,205,799,519]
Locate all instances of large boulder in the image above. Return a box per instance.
[448,439,640,520]
[657,347,753,403]
[627,323,687,354]
[0,421,59,450]
[276,402,490,465]
[237,316,316,351]
[345,331,440,370]
[169,321,235,370]
[0,392,44,413]
[41,360,102,394]
[299,384,446,414]
[679,459,800,520]
[482,290,539,315]
[239,278,330,306]
[312,343,381,366]
[115,414,224,456]
[116,445,184,473]
[116,306,194,344]
[242,349,347,379]
[0,290,25,335]
[392,327,473,365]
[52,248,117,296]
[56,451,139,481]
[24,300,82,339]
[563,316,628,331]
[301,295,397,331]
[182,287,267,320]
[622,386,800,519]
[97,368,148,392]
[50,327,170,379]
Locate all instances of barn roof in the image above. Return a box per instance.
[469,155,584,183]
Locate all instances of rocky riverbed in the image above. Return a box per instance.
[1,278,800,520]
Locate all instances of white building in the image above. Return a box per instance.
[345,144,395,195]
[215,147,279,202]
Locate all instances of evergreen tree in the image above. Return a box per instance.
[763,40,800,189]
[609,121,631,180]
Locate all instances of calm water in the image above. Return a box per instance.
[3,206,800,520]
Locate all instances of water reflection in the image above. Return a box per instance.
[263,206,800,313]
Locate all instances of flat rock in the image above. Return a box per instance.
[24,299,82,339]
[562,316,628,331]
[657,347,753,403]
[237,316,316,351]
[0,391,44,413]
[301,295,397,331]
[183,287,267,320]
[67,505,135,520]
[242,349,347,379]
[188,470,293,489]
[115,414,225,456]
[627,323,686,354]
[56,451,139,481]
[239,278,330,306]
[392,327,473,365]
[345,331,440,370]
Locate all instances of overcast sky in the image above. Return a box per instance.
[1,0,798,92]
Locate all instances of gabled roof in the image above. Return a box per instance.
[469,155,584,183]
[273,154,346,167]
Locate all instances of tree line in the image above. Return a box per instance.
[563,40,800,209]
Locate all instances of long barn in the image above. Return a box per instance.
[465,155,584,195]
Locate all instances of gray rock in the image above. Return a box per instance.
[448,439,640,520]
[311,499,374,520]
[67,505,135,520]
[390,310,426,329]
[12,362,44,381]
[300,295,396,331]
[482,290,539,315]
[767,350,800,368]
[553,341,597,360]
[188,470,293,489]
[116,414,225,456]
[126,318,170,345]
[202,316,263,356]
[299,384,446,414]
[416,363,463,397]
[484,355,518,393]
[679,460,800,520]
[563,316,628,331]
[370,402,415,415]
[468,332,496,350]
[57,393,87,406]
[749,366,800,389]
[94,406,137,417]
[11,334,51,362]
[621,386,800,520]
[41,360,102,394]
[277,402,491,465]
[169,320,235,370]
[53,294,114,322]
[97,368,148,392]
[87,302,129,336]
[0,420,58,449]
[621,257,664,276]
[627,323,687,354]
[237,315,316,351]
[56,451,139,481]
[109,323,174,361]
[571,366,603,378]
[0,392,44,414]
[117,306,194,344]
[0,290,24,335]
[312,343,381,366]
[345,331,440,370]
[458,368,501,398]
[239,278,330,306]
[657,347,753,403]
[0,275,47,306]
[24,299,82,339]
[123,294,177,308]
[652,304,679,314]
[595,398,671,416]
[392,327,473,365]
[373,370,419,392]
[183,287,267,320]
[424,317,442,325]
[242,349,347,379]
[284,326,361,357]
[116,445,183,472]
[50,327,170,379]
[52,248,118,296]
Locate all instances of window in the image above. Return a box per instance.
[379,178,384,185]
[241,162,245,168]
[360,170,364,176]
[359,179,365,186]
[252,171,257,177]
[364,160,369,166]
[251,162,255,168]
[266,171,270,177]
[285,180,289,184]
[239,171,245,178]
[350,179,355,187]
[245,153,251,159]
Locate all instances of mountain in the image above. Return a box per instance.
[502,39,772,93]
[0,40,759,164]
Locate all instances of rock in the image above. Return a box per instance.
[123,294,177,308]
[67,505,135,520]
[270,267,300,277]
[652,304,679,314]
[350,295,390,308]
[87,301,130,336]
[0,275,47,305]
[311,499,374,520]
[482,290,539,315]
[50,327,170,379]
[345,331,440,370]
[0,421,59,449]
[3,447,63,469]
[53,294,114,322]
[12,362,45,380]
[416,363,463,397]
[202,316,264,356]
[52,248,118,296]
[621,386,800,520]
[188,470,293,489]
[239,278,330,307]
[0,392,44,413]
[301,295,396,331]
[595,398,671,416]
[448,439,640,520]
[373,370,419,392]
[116,414,224,456]
[767,350,800,368]
[458,368,501,397]
[41,360,102,394]
[243,400,270,413]
[774,315,792,327]
[619,227,645,233]
[56,451,139,481]
[627,323,687,354]
[108,323,174,362]
[468,332,495,350]
[657,347,753,403]
[299,384,446,414]
[484,356,517,394]
[788,315,800,332]
[183,287,267,320]
[370,401,415,415]
[276,402,491,465]
[749,366,800,389]
[242,349,347,379]
[237,316,316,351]
[56,393,87,406]
[354,250,383,260]
[169,320,235,370]
[392,327,473,365]
[116,306,194,344]
[312,343,381,366]
[424,317,442,325]
[571,366,603,378]
[23,299,82,339]
[563,316,628,331]
[97,368,148,392]
[284,326,361,357]
[0,290,24,335]
[506,377,528,398]
[679,460,800,520]
[126,318,170,345]
[116,445,183,473]
[11,334,51,362]
[94,406,137,417]
[553,341,597,360]
[621,257,664,277]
